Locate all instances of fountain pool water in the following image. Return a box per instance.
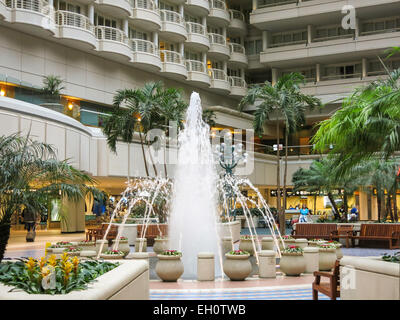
[168,92,222,279]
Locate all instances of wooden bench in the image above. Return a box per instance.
[330,225,356,248]
[86,224,119,243]
[312,260,340,300]
[352,224,400,249]
[292,223,337,240]
[137,224,168,246]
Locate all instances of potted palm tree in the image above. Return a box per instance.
[40,75,65,113]
[0,133,101,263]
[223,250,252,281]
[155,250,184,282]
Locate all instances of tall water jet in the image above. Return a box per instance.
[169,92,221,279]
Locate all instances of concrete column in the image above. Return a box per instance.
[316,63,321,82]
[179,43,184,57]
[88,4,95,25]
[48,0,54,8]
[271,68,278,86]
[123,19,129,37]
[259,250,276,278]
[355,18,362,38]
[154,0,159,7]
[252,0,257,11]
[197,252,215,281]
[223,61,227,74]
[153,32,159,49]
[359,190,369,221]
[202,16,207,28]
[362,58,367,79]
[179,4,184,17]
[262,30,269,50]
[307,24,314,44]
[222,27,227,39]
[240,68,245,79]
[202,52,207,66]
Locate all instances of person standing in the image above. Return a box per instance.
[22,206,38,242]
[299,204,309,223]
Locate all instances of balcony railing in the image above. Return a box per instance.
[229,76,247,88]
[257,0,297,9]
[56,10,94,32]
[186,22,206,35]
[160,50,184,65]
[321,73,361,81]
[269,39,307,48]
[209,68,228,81]
[160,9,184,25]
[131,0,157,10]
[229,9,244,21]
[229,43,245,54]
[186,60,207,73]
[209,0,226,10]
[360,27,400,36]
[6,0,48,12]
[209,33,226,45]
[313,33,354,43]
[95,26,128,44]
[131,38,157,55]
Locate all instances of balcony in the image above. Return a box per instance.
[131,39,161,72]
[209,68,230,93]
[95,26,132,61]
[6,0,56,35]
[160,50,187,80]
[0,0,8,20]
[228,10,246,35]
[186,60,210,87]
[55,11,96,50]
[208,33,230,60]
[185,22,210,51]
[229,76,247,97]
[228,43,248,67]
[130,0,161,31]
[208,0,230,27]
[160,9,187,42]
[184,0,210,17]
[94,0,131,17]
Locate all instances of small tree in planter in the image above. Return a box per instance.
[317,243,337,271]
[223,250,252,281]
[279,245,306,276]
[40,75,65,112]
[155,250,184,282]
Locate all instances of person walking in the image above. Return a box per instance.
[22,206,38,242]
[299,204,309,223]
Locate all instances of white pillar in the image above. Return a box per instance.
[262,30,269,50]
[307,25,314,44]
[153,32,159,49]
[362,58,367,79]
[123,19,129,37]
[271,68,278,86]
[316,63,321,82]
[202,16,207,28]
[252,0,257,11]
[197,252,215,281]
[179,43,185,57]
[355,18,361,38]
[222,27,227,39]
[202,52,207,66]
[88,4,95,25]
[304,247,319,274]
[179,5,184,17]
[48,0,54,8]
[223,61,227,74]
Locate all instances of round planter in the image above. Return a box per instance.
[308,240,327,247]
[295,238,308,249]
[155,255,184,282]
[279,253,306,276]
[223,253,252,281]
[335,244,343,259]
[318,248,337,271]
[51,247,65,254]
[135,238,147,252]
[65,251,81,258]
[78,243,96,252]
[100,253,125,260]
[279,239,295,251]
[112,240,130,257]
[96,240,108,254]
[153,239,169,254]
[221,237,233,255]
[239,239,256,256]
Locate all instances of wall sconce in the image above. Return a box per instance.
[68,102,74,111]
[0,89,5,97]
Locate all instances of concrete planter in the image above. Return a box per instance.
[155,255,184,282]
[295,238,308,249]
[153,239,169,254]
[259,250,276,278]
[239,239,256,256]
[279,239,296,251]
[279,253,306,276]
[112,223,138,246]
[223,253,252,281]
[135,238,147,253]
[96,240,108,254]
[78,242,96,252]
[318,248,337,271]
[112,240,130,257]
[303,247,319,274]
[218,220,241,242]
[335,244,343,259]
[0,260,149,300]
[261,237,274,251]
[100,253,125,260]
[197,252,215,281]
[221,237,233,255]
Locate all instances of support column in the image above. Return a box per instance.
[307,24,314,44]
[48,0,54,8]
[61,198,85,233]
[223,61,228,74]
[179,4,184,17]
[271,68,278,86]
[362,58,367,79]
[252,0,257,11]
[262,30,270,50]
[202,52,207,66]
[123,19,129,37]
[222,27,227,40]
[316,63,321,82]
[88,4,95,25]
[153,32,159,49]
[179,43,185,58]
[202,16,207,28]
[355,18,362,38]
[359,191,369,221]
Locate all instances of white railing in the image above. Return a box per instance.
[209,68,228,81]
[209,33,226,45]
[229,9,244,21]
[186,60,206,73]
[95,26,127,44]
[229,43,245,54]
[229,76,247,88]
[131,39,157,55]
[186,22,206,35]
[313,33,354,42]
[269,39,307,48]
[56,10,94,32]
[131,0,156,10]
[6,0,48,12]
[360,27,400,36]
[209,0,226,10]
[160,9,184,25]
[160,50,184,65]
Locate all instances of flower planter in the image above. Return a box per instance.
[223,253,252,281]
[308,240,327,247]
[318,248,337,271]
[279,239,296,251]
[100,253,125,260]
[155,255,184,282]
[96,240,108,254]
[295,238,308,249]
[239,239,256,256]
[135,238,147,253]
[153,239,169,254]
[112,240,130,257]
[335,243,343,259]
[78,242,96,252]
[244,216,259,228]
[221,237,233,255]
[279,252,306,276]
[65,251,81,258]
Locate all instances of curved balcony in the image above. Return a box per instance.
[228,10,247,35]
[160,50,187,80]
[209,68,230,94]
[185,22,209,51]
[186,60,210,87]
[95,26,132,61]
[1,0,8,20]
[160,10,187,42]
[6,0,56,35]
[208,0,230,27]
[229,77,247,97]
[131,39,161,72]
[184,0,209,17]
[228,43,248,67]
[130,0,161,31]
[94,0,131,17]
[167,0,185,4]
[208,33,230,60]
[55,11,96,50]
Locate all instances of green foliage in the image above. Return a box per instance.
[382,252,400,263]
[202,109,217,128]
[0,258,118,295]
[228,250,249,255]
[42,75,65,96]
[160,250,182,256]
[283,245,303,254]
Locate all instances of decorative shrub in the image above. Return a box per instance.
[283,245,303,254]
[56,242,73,247]
[317,244,337,250]
[382,252,400,263]
[64,247,82,253]
[104,250,124,255]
